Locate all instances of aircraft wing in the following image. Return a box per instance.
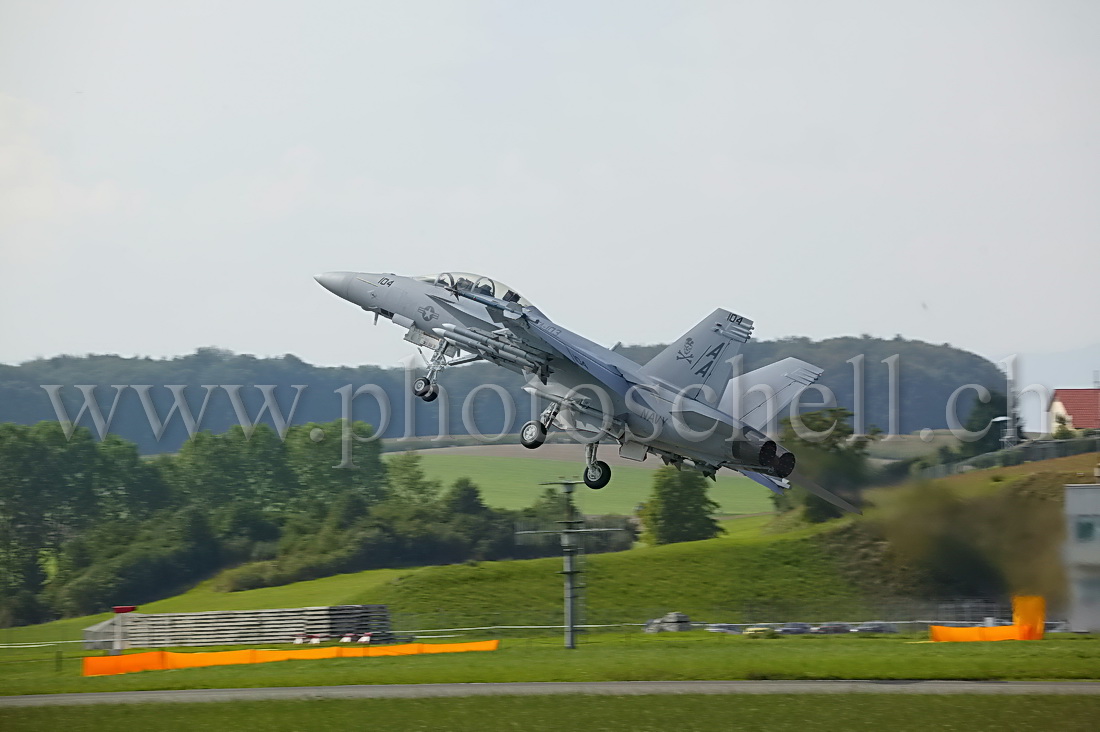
[522,307,632,397]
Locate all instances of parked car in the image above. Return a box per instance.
[1044,621,1072,633]
[812,622,851,634]
[705,623,744,635]
[776,622,813,635]
[742,625,774,636]
[851,622,898,634]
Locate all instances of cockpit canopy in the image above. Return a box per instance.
[416,272,532,307]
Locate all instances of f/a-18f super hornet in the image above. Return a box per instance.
[315,270,858,513]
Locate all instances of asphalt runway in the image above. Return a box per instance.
[3,680,1100,706]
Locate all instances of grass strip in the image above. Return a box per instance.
[3,695,1100,731]
[2,634,1099,696]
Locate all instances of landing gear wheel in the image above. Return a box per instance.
[583,460,611,490]
[420,384,439,402]
[413,377,432,397]
[520,420,546,449]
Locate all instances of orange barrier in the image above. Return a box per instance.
[83,640,500,676]
[1013,595,1045,641]
[930,624,1025,642]
[930,596,1045,642]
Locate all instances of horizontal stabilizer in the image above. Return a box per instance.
[740,469,861,514]
[721,358,823,431]
[640,309,754,399]
[792,470,862,515]
[741,470,788,496]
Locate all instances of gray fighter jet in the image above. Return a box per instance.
[315,270,858,513]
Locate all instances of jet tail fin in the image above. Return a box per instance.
[639,309,754,399]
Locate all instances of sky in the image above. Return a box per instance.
[1,0,1098,378]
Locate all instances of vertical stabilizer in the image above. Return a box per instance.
[640,309,754,400]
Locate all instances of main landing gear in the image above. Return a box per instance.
[520,402,560,450]
[519,419,546,448]
[582,442,611,490]
[519,402,612,489]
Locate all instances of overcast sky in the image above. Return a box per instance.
[2,0,1097,374]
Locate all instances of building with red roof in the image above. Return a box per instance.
[1049,389,1100,432]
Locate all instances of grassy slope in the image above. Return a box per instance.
[865,451,1100,514]
[404,453,772,515]
[1,517,847,643]
[370,516,865,625]
[938,451,1099,492]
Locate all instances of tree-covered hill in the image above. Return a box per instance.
[0,335,1005,454]
[0,421,632,627]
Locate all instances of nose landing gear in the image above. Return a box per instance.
[413,377,439,402]
[413,339,452,402]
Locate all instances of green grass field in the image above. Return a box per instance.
[2,633,1100,697]
[4,695,1100,732]
[404,453,773,515]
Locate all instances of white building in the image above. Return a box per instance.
[1065,484,1100,632]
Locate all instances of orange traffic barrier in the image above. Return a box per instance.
[930,596,1045,642]
[83,640,499,676]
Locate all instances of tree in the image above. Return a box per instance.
[638,467,723,545]
[94,435,171,521]
[385,452,441,507]
[285,420,387,508]
[442,478,488,515]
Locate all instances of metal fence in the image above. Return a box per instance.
[919,437,1100,480]
[83,604,394,649]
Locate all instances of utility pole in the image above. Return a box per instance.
[516,479,622,650]
[1002,360,1019,450]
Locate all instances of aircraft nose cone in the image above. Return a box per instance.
[314,271,353,299]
